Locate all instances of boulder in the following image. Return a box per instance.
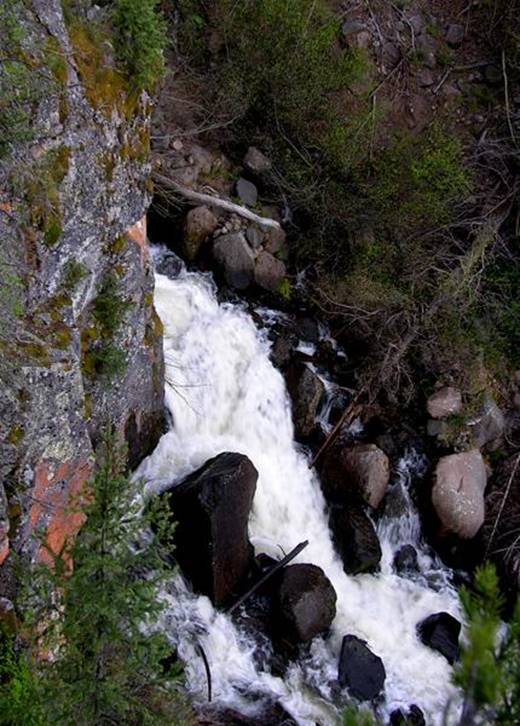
[417,612,461,664]
[183,206,219,260]
[338,635,386,700]
[212,232,255,290]
[264,226,287,257]
[155,250,184,279]
[246,225,264,250]
[445,23,464,48]
[341,20,366,37]
[254,251,286,293]
[468,396,505,448]
[417,69,435,87]
[390,705,426,725]
[161,452,257,607]
[321,443,390,509]
[393,544,419,576]
[236,177,258,206]
[427,386,462,419]
[329,503,382,575]
[285,363,324,439]
[432,450,487,539]
[197,701,297,726]
[243,147,272,176]
[270,328,298,370]
[274,563,337,644]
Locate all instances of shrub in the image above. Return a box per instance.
[9,431,186,725]
[112,0,167,91]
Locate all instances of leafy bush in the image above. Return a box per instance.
[456,563,520,724]
[113,0,167,91]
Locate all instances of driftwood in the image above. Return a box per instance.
[153,172,281,230]
[308,396,364,470]
[227,540,309,614]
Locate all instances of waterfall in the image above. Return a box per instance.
[136,256,462,725]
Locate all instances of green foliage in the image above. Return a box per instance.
[61,260,88,290]
[10,430,184,725]
[343,705,376,725]
[456,563,520,723]
[112,0,167,91]
[0,633,46,726]
[93,272,129,334]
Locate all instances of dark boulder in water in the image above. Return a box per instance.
[273,563,336,645]
[285,363,324,439]
[389,704,426,725]
[338,634,386,700]
[160,452,257,607]
[329,503,382,575]
[393,544,419,576]
[417,611,461,664]
[197,700,297,725]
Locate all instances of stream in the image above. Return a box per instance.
[136,250,463,725]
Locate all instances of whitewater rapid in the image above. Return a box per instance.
[137,259,462,724]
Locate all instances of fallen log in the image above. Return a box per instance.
[227,540,309,614]
[153,171,281,230]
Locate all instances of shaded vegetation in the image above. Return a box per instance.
[0,432,187,725]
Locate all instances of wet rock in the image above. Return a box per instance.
[236,177,258,206]
[183,206,219,261]
[243,146,272,176]
[197,701,297,726]
[212,232,255,290]
[417,612,461,664]
[468,396,505,448]
[393,544,419,575]
[390,705,426,725]
[330,503,382,575]
[427,386,462,419]
[270,329,298,370]
[294,317,320,344]
[254,251,286,293]
[445,24,464,48]
[321,443,390,509]
[432,450,487,539]
[154,250,184,279]
[246,225,264,250]
[161,452,257,607]
[274,564,336,645]
[285,363,325,439]
[338,635,386,700]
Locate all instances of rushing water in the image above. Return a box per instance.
[136,255,462,725]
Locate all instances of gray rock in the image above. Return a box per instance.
[275,563,337,643]
[393,544,419,575]
[285,363,324,439]
[246,225,264,250]
[321,443,390,509]
[243,147,272,175]
[418,69,435,87]
[254,251,286,293]
[427,419,449,438]
[183,205,219,260]
[212,232,256,290]
[264,226,287,256]
[409,15,425,35]
[445,24,464,48]
[338,635,386,701]
[432,450,487,538]
[236,177,258,206]
[341,20,366,37]
[383,42,401,66]
[427,386,462,419]
[468,396,505,448]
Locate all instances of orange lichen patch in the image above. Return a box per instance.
[126,215,149,263]
[0,534,9,566]
[0,201,12,214]
[29,458,92,567]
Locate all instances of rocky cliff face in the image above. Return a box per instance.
[0,0,163,569]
